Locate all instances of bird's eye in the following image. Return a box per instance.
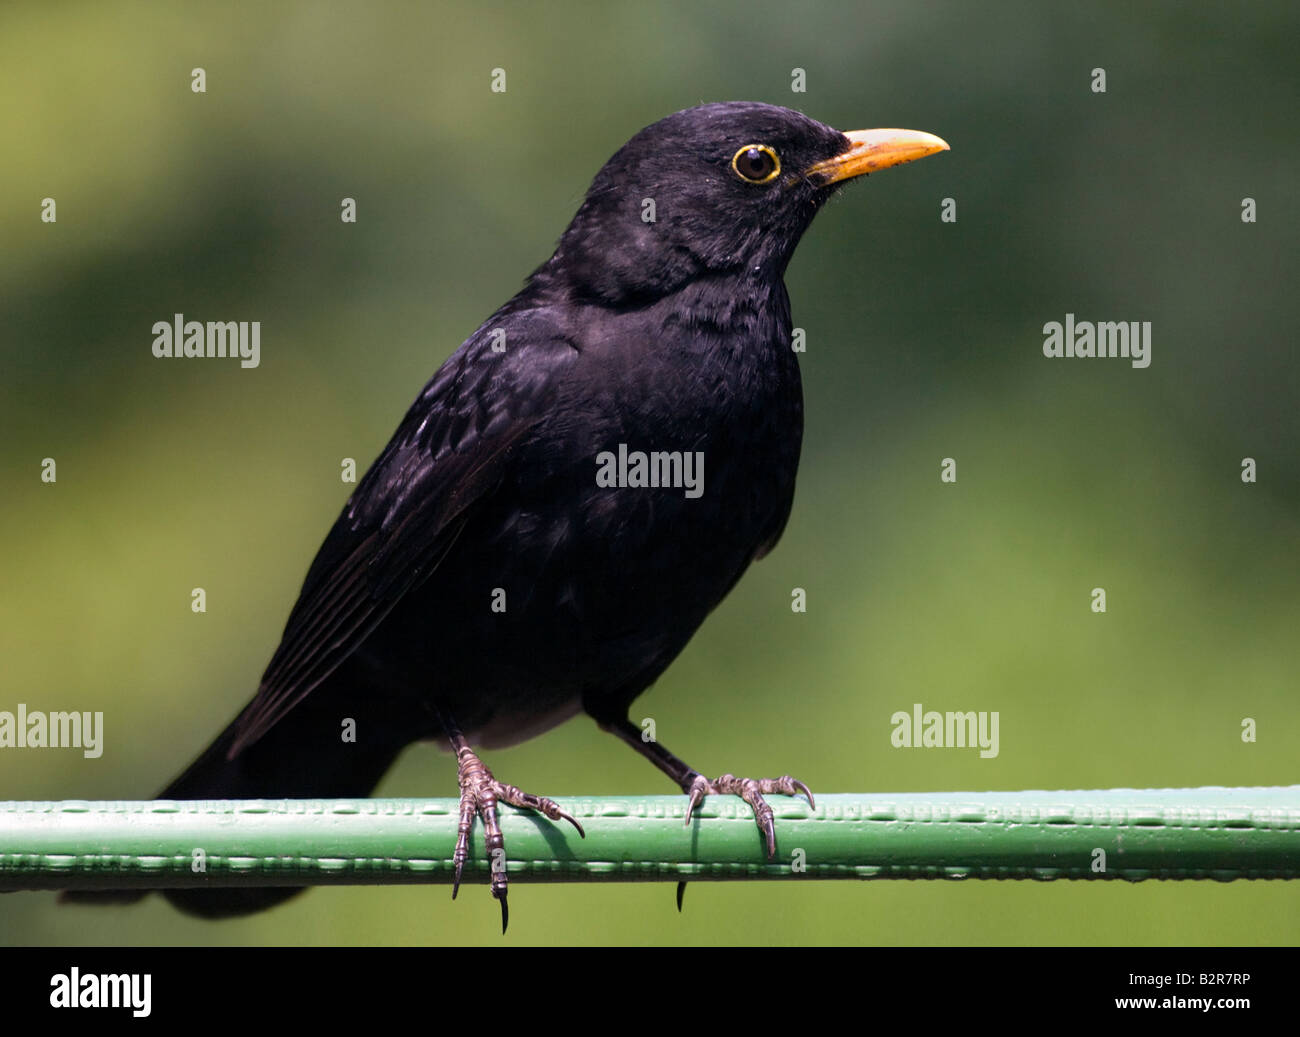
[731,144,780,184]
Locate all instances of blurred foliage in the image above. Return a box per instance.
[1,0,1296,945]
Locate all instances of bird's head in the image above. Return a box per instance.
[542,101,948,306]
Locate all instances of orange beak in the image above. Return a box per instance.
[805,128,950,184]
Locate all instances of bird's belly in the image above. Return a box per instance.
[369,449,790,743]
[369,374,801,744]
[467,695,585,750]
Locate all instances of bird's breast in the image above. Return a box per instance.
[524,284,805,588]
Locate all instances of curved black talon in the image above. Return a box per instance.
[676,881,687,912]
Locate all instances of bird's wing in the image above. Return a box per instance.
[227,321,576,757]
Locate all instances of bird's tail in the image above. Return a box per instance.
[61,687,411,919]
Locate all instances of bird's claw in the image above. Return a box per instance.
[683,772,815,858]
[496,888,508,935]
[451,744,584,932]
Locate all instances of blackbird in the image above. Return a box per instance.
[65,102,946,928]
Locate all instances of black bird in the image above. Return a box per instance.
[65,102,946,928]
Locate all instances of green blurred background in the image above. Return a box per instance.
[2,0,1296,945]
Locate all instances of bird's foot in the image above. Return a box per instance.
[453,745,585,932]
[683,773,815,858]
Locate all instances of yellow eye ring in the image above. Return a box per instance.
[731,144,780,184]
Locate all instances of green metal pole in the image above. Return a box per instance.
[3,786,1298,891]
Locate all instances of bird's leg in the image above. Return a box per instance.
[434,706,584,933]
[598,716,814,858]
